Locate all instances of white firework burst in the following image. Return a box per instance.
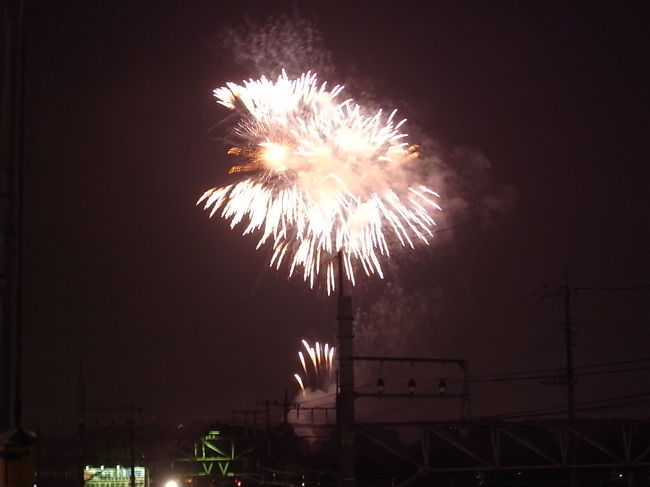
[198,71,441,293]
[294,339,335,395]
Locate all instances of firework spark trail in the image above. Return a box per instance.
[293,374,305,394]
[198,71,441,293]
[294,340,336,395]
[298,351,307,375]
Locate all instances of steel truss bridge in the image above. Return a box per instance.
[176,419,650,486]
[357,419,650,486]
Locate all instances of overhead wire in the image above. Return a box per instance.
[482,390,650,421]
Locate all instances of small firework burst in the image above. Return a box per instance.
[293,339,335,395]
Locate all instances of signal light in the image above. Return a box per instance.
[408,378,416,394]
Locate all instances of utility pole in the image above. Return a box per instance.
[544,272,648,487]
[283,390,290,424]
[563,271,576,421]
[336,251,355,487]
[543,273,649,420]
[78,363,86,487]
[543,270,576,421]
[129,408,135,487]
[254,400,272,434]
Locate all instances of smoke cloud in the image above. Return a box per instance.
[215,14,335,80]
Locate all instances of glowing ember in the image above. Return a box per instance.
[198,71,441,293]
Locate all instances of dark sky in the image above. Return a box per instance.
[20,1,649,434]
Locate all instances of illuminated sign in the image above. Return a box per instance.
[84,465,149,487]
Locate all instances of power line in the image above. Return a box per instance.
[467,358,650,382]
[574,323,650,337]
[481,391,650,421]
[468,365,650,384]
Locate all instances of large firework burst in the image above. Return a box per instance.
[198,71,441,293]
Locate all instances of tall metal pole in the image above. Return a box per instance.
[1,0,25,433]
[563,270,575,421]
[336,252,355,487]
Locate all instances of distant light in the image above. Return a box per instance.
[165,481,179,487]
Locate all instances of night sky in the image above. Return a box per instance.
[20,1,649,435]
